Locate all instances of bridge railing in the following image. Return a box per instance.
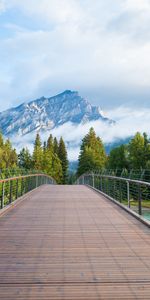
[0,168,46,179]
[0,174,55,210]
[77,173,150,222]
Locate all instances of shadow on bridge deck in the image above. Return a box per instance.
[0,185,150,299]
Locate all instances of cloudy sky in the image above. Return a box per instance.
[0,0,150,111]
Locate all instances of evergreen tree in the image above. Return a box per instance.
[41,136,63,184]
[2,139,18,169]
[54,137,59,155]
[43,141,47,153]
[108,145,129,170]
[143,133,150,168]
[47,134,54,151]
[18,148,33,169]
[58,137,68,184]
[0,133,4,148]
[128,132,150,169]
[32,133,43,170]
[128,132,145,169]
[0,134,18,169]
[51,154,63,184]
[77,128,107,176]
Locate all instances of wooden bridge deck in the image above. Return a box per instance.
[0,185,150,299]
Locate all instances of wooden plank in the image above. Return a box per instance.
[0,185,150,299]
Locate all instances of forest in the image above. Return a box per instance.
[0,128,150,183]
[0,133,68,184]
[77,128,150,177]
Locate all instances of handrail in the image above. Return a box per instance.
[81,169,150,182]
[0,168,47,179]
[92,174,150,187]
[77,173,150,222]
[0,173,55,183]
[0,173,55,210]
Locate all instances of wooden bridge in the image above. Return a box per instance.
[0,184,150,299]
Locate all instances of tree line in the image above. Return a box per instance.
[0,128,150,183]
[0,132,68,184]
[19,133,68,184]
[77,128,150,176]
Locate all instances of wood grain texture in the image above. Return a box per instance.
[0,185,150,299]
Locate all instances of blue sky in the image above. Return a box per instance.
[0,0,150,111]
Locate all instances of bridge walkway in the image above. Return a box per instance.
[0,185,150,299]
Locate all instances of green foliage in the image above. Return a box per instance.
[18,133,67,184]
[47,134,54,151]
[0,132,65,184]
[40,134,63,183]
[68,172,77,184]
[108,145,129,170]
[18,148,33,169]
[0,136,18,169]
[54,137,59,155]
[107,132,150,171]
[51,154,63,184]
[77,128,107,176]
[58,137,69,184]
[128,132,150,169]
[32,133,43,170]
[42,144,63,184]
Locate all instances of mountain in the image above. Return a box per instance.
[0,90,113,137]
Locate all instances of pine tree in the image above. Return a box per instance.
[54,137,59,155]
[2,139,18,169]
[58,137,68,184]
[128,132,145,169]
[43,141,47,153]
[108,145,129,170]
[47,134,54,151]
[0,133,4,147]
[18,148,33,169]
[51,154,63,184]
[77,128,107,176]
[42,141,47,170]
[32,133,43,170]
[41,136,63,184]
[0,134,18,169]
[128,132,150,169]
[143,133,150,168]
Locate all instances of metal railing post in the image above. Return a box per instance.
[21,178,23,196]
[100,176,102,191]
[92,173,94,188]
[9,180,13,204]
[119,181,122,203]
[82,175,84,185]
[113,180,115,198]
[16,179,19,199]
[36,176,38,188]
[1,182,5,209]
[138,184,142,215]
[127,181,130,208]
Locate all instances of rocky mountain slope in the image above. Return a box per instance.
[0,90,113,136]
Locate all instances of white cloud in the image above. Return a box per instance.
[5,0,82,25]
[0,0,150,109]
[0,0,5,12]
[124,0,150,12]
[11,106,150,161]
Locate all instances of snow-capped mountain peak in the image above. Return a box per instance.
[0,90,113,137]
